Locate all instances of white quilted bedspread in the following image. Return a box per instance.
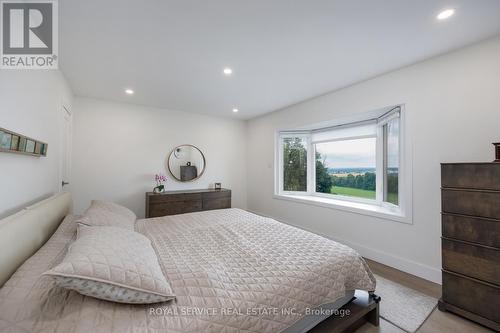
[0,209,375,333]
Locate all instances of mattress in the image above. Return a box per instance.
[0,208,375,333]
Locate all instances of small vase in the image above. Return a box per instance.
[153,185,165,193]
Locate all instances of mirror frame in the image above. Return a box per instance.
[167,144,206,182]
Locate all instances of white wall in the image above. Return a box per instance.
[0,70,73,218]
[71,98,247,217]
[246,36,500,284]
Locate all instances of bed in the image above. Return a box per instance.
[0,193,378,333]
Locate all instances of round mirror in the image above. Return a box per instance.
[167,145,206,182]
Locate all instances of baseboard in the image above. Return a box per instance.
[248,209,442,285]
[329,235,442,285]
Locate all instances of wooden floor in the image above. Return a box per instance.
[311,259,494,333]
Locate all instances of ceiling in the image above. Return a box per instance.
[59,0,500,119]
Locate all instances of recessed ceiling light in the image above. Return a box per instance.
[125,89,134,95]
[223,68,233,75]
[232,108,239,113]
[437,9,455,20]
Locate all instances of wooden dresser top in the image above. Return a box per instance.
[441,162,500,165]
[146,188,231,196]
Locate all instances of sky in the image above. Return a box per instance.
[316,138,376,168]
[314,120,399,169]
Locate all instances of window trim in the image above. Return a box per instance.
[275,105,412,224]
[381,115,400,208]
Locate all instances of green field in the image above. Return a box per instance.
[330,186,376,199]
[330,186,398,204]
[386,193,398,205]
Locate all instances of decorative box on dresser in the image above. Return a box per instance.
[439,163,500,331]
[146,189,231,218]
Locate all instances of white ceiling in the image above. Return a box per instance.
[60,0,500,119]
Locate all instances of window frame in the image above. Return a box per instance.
[275,105,412,224]
[277,132,311,196]
[380,113,401,209]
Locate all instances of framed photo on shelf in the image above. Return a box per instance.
[34,142,41,154]
[41,143,47,156]
[0,132,12,149]
[10,135,19,150]
[25,140,35,154]
[18,137,27,152]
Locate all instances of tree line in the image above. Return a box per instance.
[331,172,376,191]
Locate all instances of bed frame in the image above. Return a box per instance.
[0,192,379,332]
[0,192,72,287]
[323,292,380,333]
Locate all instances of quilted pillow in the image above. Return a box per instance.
[44,225,174,304]
[78,200,136,230]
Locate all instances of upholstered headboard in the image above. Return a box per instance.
[0,192,72,287]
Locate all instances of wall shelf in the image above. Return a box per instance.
[0,127,48,157]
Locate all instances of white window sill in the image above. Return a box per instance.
[273,193,412,224]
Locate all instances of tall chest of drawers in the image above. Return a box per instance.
[439,163,500,331]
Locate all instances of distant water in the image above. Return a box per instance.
[328,167,398,174]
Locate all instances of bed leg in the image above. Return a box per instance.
[369,292,381,303]
[368,292,381,327]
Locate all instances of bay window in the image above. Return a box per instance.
[276,106,410,223]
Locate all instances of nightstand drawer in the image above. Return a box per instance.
[203,197,231,211]
[442,163,500,191]
[442,189,500,219]
[202,190,231,200]
[442,213,500,248]
[442,238,500,285]
[148,193,202,204]
[442,271,500,323]
[148,201,202,217]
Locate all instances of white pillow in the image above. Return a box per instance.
[78,200,136,230]
[44,225,174,304]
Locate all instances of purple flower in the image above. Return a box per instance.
[154,174,167,184]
